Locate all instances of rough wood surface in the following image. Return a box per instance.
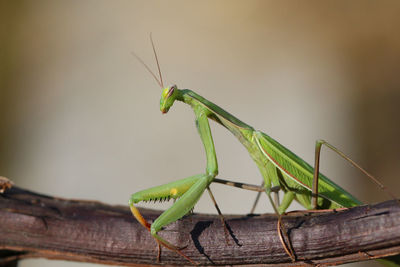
[0,186,400,266]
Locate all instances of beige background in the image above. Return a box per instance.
[1,1,400,267]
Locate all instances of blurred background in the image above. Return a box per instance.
[1,1,399,266]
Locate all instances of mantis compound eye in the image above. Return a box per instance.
[167,85,176,98]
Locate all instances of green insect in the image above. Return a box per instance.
[129,37,399,266]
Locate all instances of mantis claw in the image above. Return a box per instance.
[155,237,197,265]
[156,243,161,263]
[155,240,190,264]
[277,214,296,262]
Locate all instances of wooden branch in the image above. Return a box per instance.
[1,185,400,266]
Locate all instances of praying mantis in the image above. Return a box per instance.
[129,37,399,266]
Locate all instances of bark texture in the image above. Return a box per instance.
[1,186,400,266]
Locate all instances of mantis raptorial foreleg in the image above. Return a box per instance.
[129,104,220,263]
[130,175,209,264]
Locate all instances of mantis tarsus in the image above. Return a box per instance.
[129,37,399,266]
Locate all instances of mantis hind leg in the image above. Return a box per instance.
[311,139,396,209]
[249,183,282,214]
[260,161,297,262]
[265,185,296,262]
[249,182,264,214]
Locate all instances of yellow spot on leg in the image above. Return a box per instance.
[170,188,178,196]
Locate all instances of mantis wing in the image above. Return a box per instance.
[254,131,362,209]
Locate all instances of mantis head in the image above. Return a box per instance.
[133,35,181,114]
[160,84,179,114]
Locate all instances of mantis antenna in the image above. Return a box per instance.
[131,34,164,88]
[150,33,164,88]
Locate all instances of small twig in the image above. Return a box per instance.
[0,185,400,266]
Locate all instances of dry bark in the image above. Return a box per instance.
[1,185,400,266]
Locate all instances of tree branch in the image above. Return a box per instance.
[0,185,400,266]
